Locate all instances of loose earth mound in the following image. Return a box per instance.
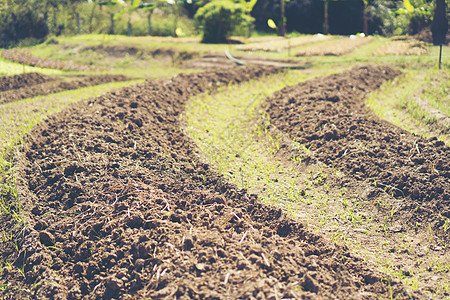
[0,74,131,104]
[0,66,416,299]
[0,73,54,92]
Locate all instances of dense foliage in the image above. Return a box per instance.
[0,0,49,47]
[195,0,253,43]
[0,0,441,46]
[252,0,435,35]
[431,0,448,45]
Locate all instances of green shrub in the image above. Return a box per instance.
[195,0,253,43]
[0,6,48,48]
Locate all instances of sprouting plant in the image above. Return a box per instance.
[331,232,344,242]
[429,224,434,243]
[342,198,348,208]
[347,208,361,224]
[31,280,41,291]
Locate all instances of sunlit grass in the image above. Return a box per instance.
[0,57,62,76]
[366,67,450,145]
[184,66,343,208]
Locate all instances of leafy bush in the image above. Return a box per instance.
[195,0,253,43]
[393,0,434,35]
[0,5,48,48]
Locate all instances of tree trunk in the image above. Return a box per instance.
[53,7,58,35]
[323,0,328,34]
[173,7,179,37]
[128,16,132,37]
[280,0,286,36]
[363,10,368,36]
[247,23,253,38]
[110,13,115,35]
[88,3,97,34]
[148,12,152,36]
[76,13,81,34]
[44,11,49,35]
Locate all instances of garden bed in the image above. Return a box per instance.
[0,66,416,299]
[373,38,428,56]
[236,35,332,52]
[0,74,131,104]
[265,64,449,233]
[296,36,375,56]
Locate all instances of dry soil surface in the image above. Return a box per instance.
[0,74,130,104]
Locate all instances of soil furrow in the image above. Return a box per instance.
[265,64,450,233]
[0,66,415,299]
[0,73,54,92]
[0,74,131,105]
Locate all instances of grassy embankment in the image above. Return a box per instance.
[0,58,62,76]
[367,67,449,146]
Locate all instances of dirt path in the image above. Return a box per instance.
[0,74,130,104]
[0,66,416,299]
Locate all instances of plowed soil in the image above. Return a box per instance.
[80,45,196,62]
[183,54,309,70]
[0,73,54,92]
[373,39,428,56]
[265,64,449,233]
[0,66,416,299]
[295,37,375,56]
[0,74,130,104]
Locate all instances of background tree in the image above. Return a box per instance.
[0,0,49,47]
[362,0,369,35]
[394,0,433,35]
[431,0,447,45]
[195,0,253,43]
[431,0,447,69]
[239,0,258,36]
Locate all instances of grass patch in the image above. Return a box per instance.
[184,66,343,210]
[0,58,62,76]
[29,37,205,79]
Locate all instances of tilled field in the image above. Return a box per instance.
[373,39,428,56]
[0,74,130,104]
[0,73,54,92]
[295,37,376,56]
[183,54,309,70]
[265,65,450,233]
[0,66,419,299]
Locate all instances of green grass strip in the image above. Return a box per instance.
[184,67,343,210]
[0,57,63,76]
